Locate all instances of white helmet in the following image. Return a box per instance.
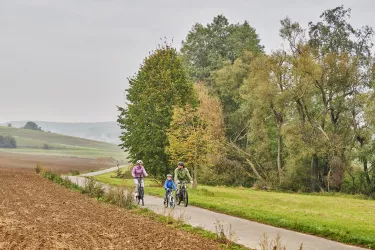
[136,160,143,165]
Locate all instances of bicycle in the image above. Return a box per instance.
[163,188,176,208]
[134,176,144,206]
[176,181,189,207]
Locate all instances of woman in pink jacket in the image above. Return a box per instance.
[132,160,148,196]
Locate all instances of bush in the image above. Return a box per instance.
[41,170,80,191]
[0,135,17,148]
[69,170,80,176]
[113,168,132,179]
[35,164,42,174]
[341,169,375,198]
[199,156,255,187]
[81,178,105,198]
[43,143,51,150]
[279,159,313,193]
[106,186,135,209]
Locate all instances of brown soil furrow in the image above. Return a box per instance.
[0,167,219,249]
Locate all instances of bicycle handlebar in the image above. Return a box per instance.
[177,181,192,184]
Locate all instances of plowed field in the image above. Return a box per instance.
[0,168,219,249]
[0,152,111,173]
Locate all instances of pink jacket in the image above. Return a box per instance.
[132,165,148,178]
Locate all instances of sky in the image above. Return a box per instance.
[0,0,374,123]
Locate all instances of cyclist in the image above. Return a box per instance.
[131,160,148,196]
[164,174,177,200]
[174,162,193,197]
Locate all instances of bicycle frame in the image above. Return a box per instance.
[165,188,175,208]
[134,176,144,206]
[176,181,189,207]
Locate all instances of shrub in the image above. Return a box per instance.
[41,170,80,191]
[69,170,80,176]
[0,135,17,148]
[199,156,255,187]
[341,169,375,199]
[35,164,42,174]
[279,159,312,193]
[43,143,51,150]
[81,178,105,198]
[106,186,135,209]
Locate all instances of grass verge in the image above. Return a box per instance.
[93,171,375,249]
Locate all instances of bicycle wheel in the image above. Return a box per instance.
[164,192,169,208]
[177,190,182,205]
[137,187,144,206]
[170,195,175,209]
[183,189,188,207]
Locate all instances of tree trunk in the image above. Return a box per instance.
[311,154,319,192]
[364,159,371,185]
[193,166,198,189]
[277,133,283,182]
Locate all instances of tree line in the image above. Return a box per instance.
[118,6,375,197]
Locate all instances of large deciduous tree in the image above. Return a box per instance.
[181,15,264,82]
[279,6,375,191]
[118,45,195,180]
[166,84,225,188]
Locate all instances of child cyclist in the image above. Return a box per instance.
[164,174,177,200]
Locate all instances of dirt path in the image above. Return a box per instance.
[67,171,369,250]
[0,168,219,250]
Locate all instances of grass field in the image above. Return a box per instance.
[0,126,126,159]
[94,171,375,249]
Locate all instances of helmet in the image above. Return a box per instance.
[136,160,143,165]
[178,162,184,167]
[166,174,172,177]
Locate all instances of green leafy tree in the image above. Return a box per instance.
[22,121,42,131]
[0,135,17,148]
[117,45,195,180]
[278,6,375,191]
[241,52,293,182]
[212,52,253,142]
[181,15,264,82]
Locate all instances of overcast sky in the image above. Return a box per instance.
[1,0,374,123]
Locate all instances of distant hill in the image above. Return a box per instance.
[0,126,126,160]
[1,121,122,144]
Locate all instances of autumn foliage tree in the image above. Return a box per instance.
[166,84,225,188]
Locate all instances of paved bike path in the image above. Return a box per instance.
[65,173,367,250]
[81,166,128,177]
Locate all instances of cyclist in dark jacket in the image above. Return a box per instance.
[174,162,193,196]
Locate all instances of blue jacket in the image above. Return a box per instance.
[164,179,177,190]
